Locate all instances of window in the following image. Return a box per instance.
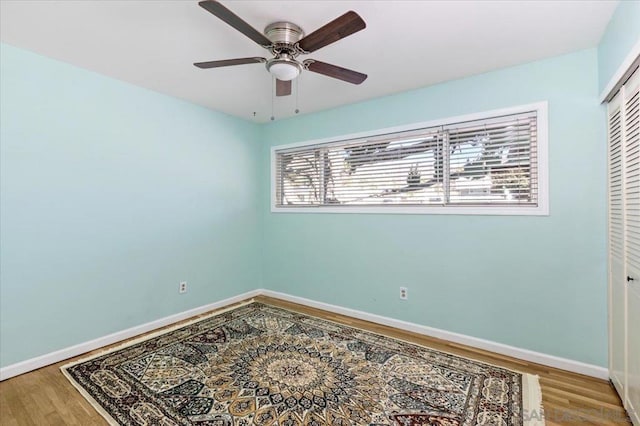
[271,102,548,215]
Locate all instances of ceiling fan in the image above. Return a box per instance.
[194,0,367,97]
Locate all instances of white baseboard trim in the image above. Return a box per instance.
[259,289,609,380]
[0,287,609,381]
[0,289,261,381]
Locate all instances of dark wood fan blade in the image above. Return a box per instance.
[305,60,367,84]
[297,11,365,53]
[198,0,272,47]
[276,79,292,97]
[194,57,266,69]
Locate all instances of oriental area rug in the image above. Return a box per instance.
[62,302,544,426]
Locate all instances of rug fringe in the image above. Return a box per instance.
[522,373,545,425]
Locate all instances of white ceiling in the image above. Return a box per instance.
[0,0,618,123]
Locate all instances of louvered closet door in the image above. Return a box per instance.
[609,85,626,399]
[624,66,640,426]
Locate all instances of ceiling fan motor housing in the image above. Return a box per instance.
[264,21,304,47]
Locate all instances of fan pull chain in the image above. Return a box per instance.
[295,78,299,114]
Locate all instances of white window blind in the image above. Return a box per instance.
[274,108,541,212]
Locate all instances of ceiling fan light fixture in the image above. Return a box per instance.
[266,58,302,81]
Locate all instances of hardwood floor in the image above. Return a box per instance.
[0,296,630,425]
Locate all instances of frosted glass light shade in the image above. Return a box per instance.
[268,62,300,81]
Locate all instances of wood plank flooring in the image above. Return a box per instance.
[0,296,630,425]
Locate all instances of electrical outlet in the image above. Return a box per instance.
[179,281,187,294]
[399,287,408,300]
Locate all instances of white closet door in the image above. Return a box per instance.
[624,66,640,426]
[609,86,627,399]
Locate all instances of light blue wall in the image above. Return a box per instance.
[0,44,262,367]
[598,0,640,93]
[1,44,608,369]
[261,49,607,366]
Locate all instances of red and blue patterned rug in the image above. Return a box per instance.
[62,302,543,425]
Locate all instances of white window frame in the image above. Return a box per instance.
[271,101,549,215]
